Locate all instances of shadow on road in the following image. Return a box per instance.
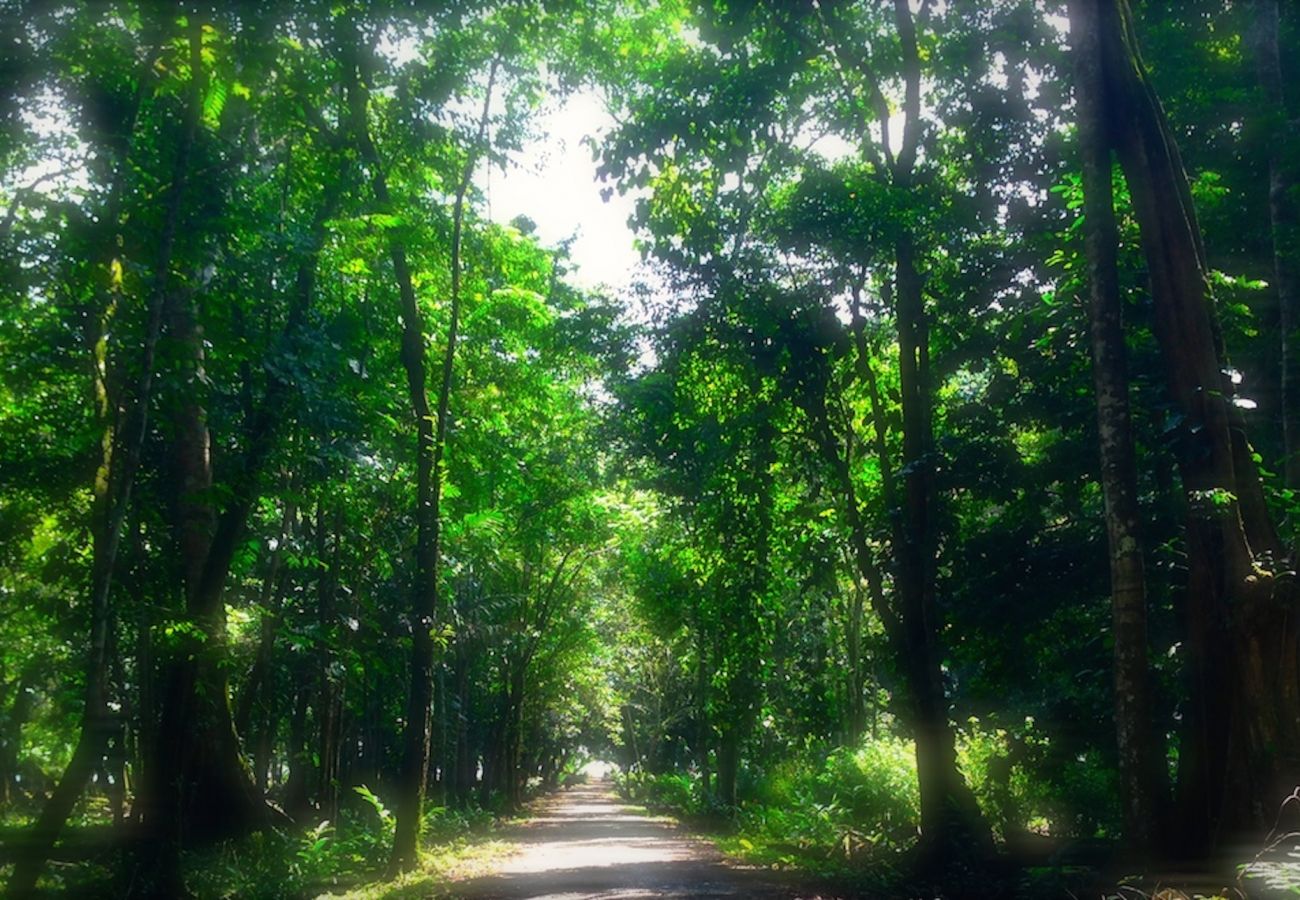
[450,782,829,899]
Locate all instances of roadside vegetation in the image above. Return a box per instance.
[3,1,1300,897]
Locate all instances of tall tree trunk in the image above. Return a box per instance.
[252,681,278,796]
[842,547,867,745]
[431,652,446,803]
[340,29,497,872]
[1252,0,1300,487]
[284,679,313,820]
[716,731,739,809]
[131,517,155,817]
[624,704,641,773]
[316,503,343,825]
[811,0,995,864]
[452,637,472,806]
[132,58,343,896]
[506,674,525,806]
[1070,0,1167,849]
[892,236,994,863]
[1081,0,1300,854]
[6,16,170,893]
[694,633,711,798]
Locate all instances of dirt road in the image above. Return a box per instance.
[450,781,831,899]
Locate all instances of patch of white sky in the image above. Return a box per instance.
[4,88,90,210]
[377,26,648,302]
[480,90,645,297]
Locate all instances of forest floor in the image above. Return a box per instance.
[441,780,837,899]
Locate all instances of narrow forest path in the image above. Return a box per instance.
[449,781,835,899]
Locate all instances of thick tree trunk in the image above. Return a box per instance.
[142,246,270,852]
[6,16,172,893]
[891,235,992,863]
[1083,0,1300,854]
[1069,0,1167,850]
[131,58,341,897]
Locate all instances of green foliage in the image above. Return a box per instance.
[2,0,1298,894]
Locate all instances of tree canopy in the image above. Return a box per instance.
[1,0,1299,897]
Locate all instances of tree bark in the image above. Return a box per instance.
[6,15,169,893]
[1082,0,1300,854]
[1251,0,1300,487]
[809,0,995,864]
[1069,0,1167,849]
[340,27,497,871]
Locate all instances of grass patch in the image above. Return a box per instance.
[323,835,518,900]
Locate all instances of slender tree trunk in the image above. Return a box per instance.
[624,704,641,772]
[810,0,995,862]
[316,503,342,825]
[844,549,867,745]
[716,731,739,808]
[648,690,663,772]
[452,639,471,806]
[344,66,438,871]
[0,672,34,806]
[341,32,497,871]
[802,268,991,864]
[431,653,446,803]
[234,488,297,739]
[132,518,155,815]
[1252,0,1300,487]
[284,680,312,820]
[694,634,710,797]
[253,683,278,795]
[1070,0,1167,848]
[504,670,525,806]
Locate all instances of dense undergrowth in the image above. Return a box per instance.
[0,796,503,898]
[189,789,502,899]
[615,726,1125,897]
[616,733,1300,899]
[1,773,597,898]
